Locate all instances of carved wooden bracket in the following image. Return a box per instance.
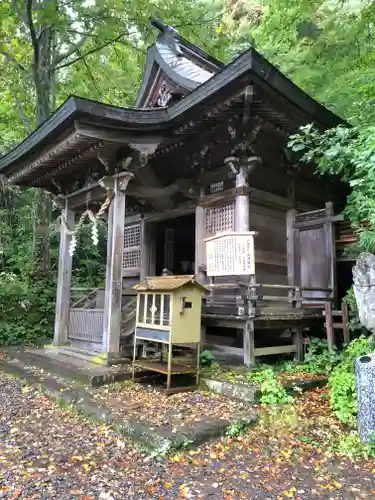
[99,172,134,193]
[97,151,117,172]
[128,142,160,168]
[53,194,66,209]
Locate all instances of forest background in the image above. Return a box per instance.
[0,0,374,345]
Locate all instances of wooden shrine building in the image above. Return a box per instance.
[0,19,349,367]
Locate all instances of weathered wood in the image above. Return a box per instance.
[255,250,286,267]
[195,189,206,283]
[63,175,195,210]
[342,301,350,345]
[243,319,255,367]
[286,209,296,286]
[75,121,163,145]
[293,327,303,362]
[293,204,336,301]
[201,187,287,210]
[235,163,250,231]
[102,173,133,354]
[254,345,297,356]
[54,201,74,345]
[325,201,337,304]
[324,301,335,353]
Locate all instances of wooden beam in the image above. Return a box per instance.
[54,200,74,345]
[102,173,133,354]
[62,175,197,209]
[75,121,163,145]
[254,344,297,356]
[199,185,312,211]
[195,187,206,283]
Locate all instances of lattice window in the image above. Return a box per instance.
[123,223,141,272]
[204,202,235,236]
[124,223,141,247]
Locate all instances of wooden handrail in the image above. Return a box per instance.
[209,283,332,293]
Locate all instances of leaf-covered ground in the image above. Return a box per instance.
[1,373,374,499]
[89,381,251,433]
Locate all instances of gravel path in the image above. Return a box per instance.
[0,373,374,499]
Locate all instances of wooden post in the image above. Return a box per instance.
[167,341,172,391]
[102,173,133,355]
[195,192,206,283]
[234,161,250,232]
[286,209,296,287]
[234,159,256,367]
[342,301,350,346]
[293,327,303,362]
[243,319,255,368]
[54,200,74,345]
[324,301,335,353]
[325,201,337,305]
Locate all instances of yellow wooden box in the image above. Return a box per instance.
[133,275,207,345]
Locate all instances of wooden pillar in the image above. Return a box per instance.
[54,200,74,345]
[342,301,350,346]
[293,327,303,362]
[243,319,255,367]
[102,173,133,355]
[235,160,250,232]
[195,198,206,283]
[286,209,296,287]
[324,301,335,353]
[234,158,255,367]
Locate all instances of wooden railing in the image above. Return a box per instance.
[208,282,333,309]
[70,287,101,308]
[68,308,104,343]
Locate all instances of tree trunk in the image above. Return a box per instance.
[32,21,56,275]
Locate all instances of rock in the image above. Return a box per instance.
[353,253,375,331]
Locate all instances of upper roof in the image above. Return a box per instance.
[135,18,223,108]
[133,275,207,292]
[0,22,346,188]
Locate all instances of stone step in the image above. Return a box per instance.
[5,348,132,387]
[54,345,103,363]
[56,345,131,366]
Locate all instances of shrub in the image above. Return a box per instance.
[280,337,341,376]
[0,272,55,346]
[249,367,293,405]
[329,336,372,426]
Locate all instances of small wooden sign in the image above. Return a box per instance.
[205,231,256,277]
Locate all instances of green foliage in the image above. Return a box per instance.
[329,336,372,426]
[289,124,375,252]
[225,420,250,437]
[221,0,375,127]
[281,337,341,376]
[248,367,293,405]
[200,350,214,367]
[0,188,106,346]
[330,431,375,460]
[0,0,226,153]
[0,272,55,346]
